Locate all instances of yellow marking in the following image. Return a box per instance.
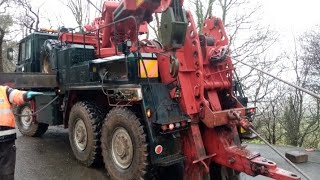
[140,60,159,78]
[40,28,58,33]
[136,0,144,6]
[240,127,247,133]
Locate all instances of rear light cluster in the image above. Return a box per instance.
[247,108,256,113]
[246,107,256,122]
[161,119,191,131]
[155,145,163,155]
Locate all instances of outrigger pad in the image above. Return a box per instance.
[285,151,308,163]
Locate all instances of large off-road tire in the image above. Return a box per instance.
[40,39,60,74]
[68,101,104,167]
[101,107,148,180]
[41,54,53,74]
[15,104,48,137]
[210,163,239,180]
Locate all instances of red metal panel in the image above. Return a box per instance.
[59,33,97,46]
[202,124,300,180]
[156,10,301,180]
[174,11,204,116]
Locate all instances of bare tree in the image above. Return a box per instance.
[62,0,91,30]
[281,91,318,147]
[2,40,17,72]
[304,99,320,148]
[148,13,162,40]
[292,27,320,147]
[282,94,303,146]
[192,0,215,33]
[256,89,286,144]
[301,26,320,93]
[15,0,42,36]
[249,27,320,148]
[0,0,13,72]
[280,32,320,147]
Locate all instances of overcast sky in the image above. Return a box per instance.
[262,0,320,35]
[29,0,320,48]
[33,0,320,31]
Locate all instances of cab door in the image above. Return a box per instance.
[16,37,33,72]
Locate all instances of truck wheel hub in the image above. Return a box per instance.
[111,127,133,169]
[21,106,32,128]
[74,119,87,151]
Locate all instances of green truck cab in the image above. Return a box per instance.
[16,32,57,72]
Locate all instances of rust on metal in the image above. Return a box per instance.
[201,105,246,128]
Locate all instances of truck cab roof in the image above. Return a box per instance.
[19,32,58,43]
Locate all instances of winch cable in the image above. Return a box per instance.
[234,59,320,100]
[14,95,59,117]
[86,0,102,13]
[249,127,312,180]
[233,59,314,179]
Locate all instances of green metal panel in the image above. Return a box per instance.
[127,53,139,82]
[89,55,129,83]
[141,83,189,125]
[160,7,188,49]
[86,52,158,85]
[35,93,62,125]
[57,44,95,91]
[139,84,185,166]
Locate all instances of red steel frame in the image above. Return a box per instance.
[156,8,301,180]
[61,0,302,179]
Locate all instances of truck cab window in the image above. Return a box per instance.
[20,42,25,63]
[19,39,31,65]
[25,39,32,60]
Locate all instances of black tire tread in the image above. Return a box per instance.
[68,101,105,167]
[15,104,49,137]
[101,107,149,180]
[33,123,49,137]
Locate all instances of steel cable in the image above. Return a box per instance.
[249,127,312,180]
[234,59,320,100]
[14,96,59,117]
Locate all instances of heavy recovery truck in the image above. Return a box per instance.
[1,0,302,179]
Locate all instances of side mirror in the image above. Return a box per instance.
[7,48,14,61]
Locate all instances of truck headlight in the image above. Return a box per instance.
[115,87,143,101]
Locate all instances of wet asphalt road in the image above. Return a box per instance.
[16,126,109,180]
[15,126,320,180]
